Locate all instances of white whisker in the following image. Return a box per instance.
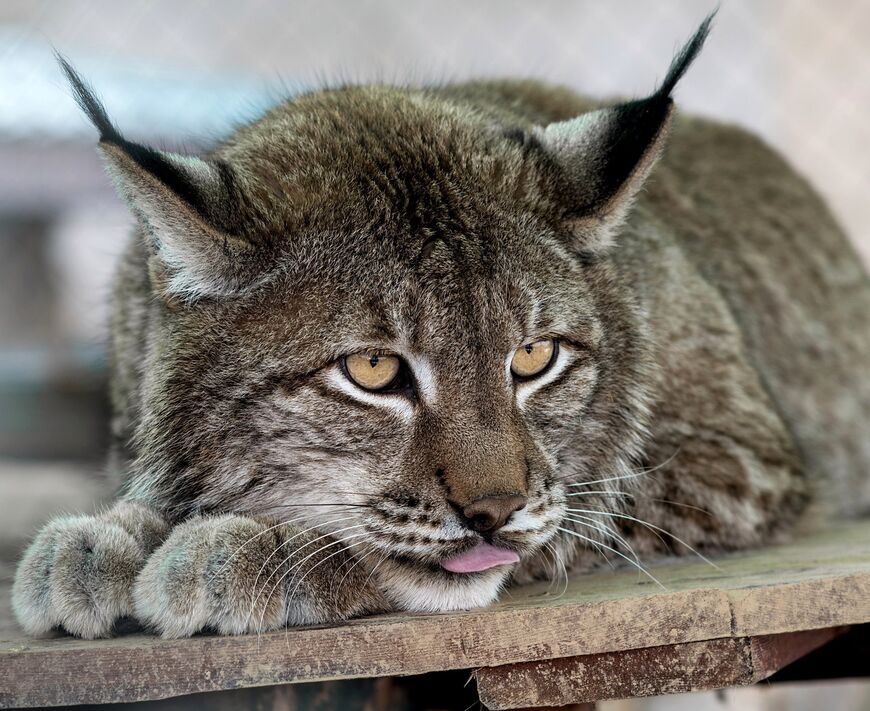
[563,513,640,563]
[246,514,362,608]
[257,531,370,635]
[652,498,715,516]
[363,550,390,590]
[566,472,646,488]
[287,537,371,601]
[566,508,721,570]
[557,526,666,589]
[543,541,569,598]
[565,489,635,499]
[247,522,367,630]
[206,513,310,584]
[333,544,379,597]
[565,448,682,488]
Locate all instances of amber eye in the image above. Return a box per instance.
[510,338,558,380]
[343,352,402,391]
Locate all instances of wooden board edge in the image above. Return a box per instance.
[475,627,847,709]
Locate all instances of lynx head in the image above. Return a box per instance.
[60,17,710,612]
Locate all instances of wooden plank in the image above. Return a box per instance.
[1,519,868,708]
[748,627,847,679]
[475,627,846,709]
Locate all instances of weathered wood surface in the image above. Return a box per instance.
[1,519,869,708]
[475,627,847,709]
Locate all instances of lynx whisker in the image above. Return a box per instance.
[563,513,640,563]
[362,549,390,590]
[565,490,635,499]
[265,534,371,636]
[323,489,379,499]
[205,512,313,584]
[542,540,557,587]
[253,528,370,636]
[563,471,645,487]
[652,498,715,517]
[280,536,374,643]
[564,448,682,488]
[247,520,367,626]
[542,540,569,598]
[563,524,616,570]
[286,536,371,602]
[267,502,373,509]
[557,526,666,589]
[245,515,361,600]
[333,544,380,598]
[636,448,682,474]
[567,507,721,570]
[207,507,368,587]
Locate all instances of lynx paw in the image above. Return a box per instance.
[132,515,295,638]
[12,510,153,639]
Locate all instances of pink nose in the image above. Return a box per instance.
[461,495,527,533]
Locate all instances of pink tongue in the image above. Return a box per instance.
[441,542,520,574]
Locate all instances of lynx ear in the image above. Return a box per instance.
[535,13,714,250]
[58,56,266,303]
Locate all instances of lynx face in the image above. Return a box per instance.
[200,187,613,610]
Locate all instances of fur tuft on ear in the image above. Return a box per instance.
[57,53,122,143]
[58,55,267,303]
[535,12,714,251]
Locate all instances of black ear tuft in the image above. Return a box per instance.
[656,10,716,99]
[55,52,122,144]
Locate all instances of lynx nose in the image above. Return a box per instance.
[461,495,527,533]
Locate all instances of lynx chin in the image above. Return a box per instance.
[13,15,870,639]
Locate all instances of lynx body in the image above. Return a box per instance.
[13,19,870,638]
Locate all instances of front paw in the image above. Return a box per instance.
[132,515,291,638]
[13,515,145,639]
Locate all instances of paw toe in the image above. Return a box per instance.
[12,521,67,635]
[12,516,144,639]
[50,519,144,638]
[133,516,286,637]
[133,517,218,638]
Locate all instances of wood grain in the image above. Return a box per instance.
[474,628,847,709]
[1,519,868,708]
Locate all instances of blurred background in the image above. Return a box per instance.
[0,1,868,708]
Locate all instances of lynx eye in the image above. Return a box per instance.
[343,352,403,392]
[511,338,558,380]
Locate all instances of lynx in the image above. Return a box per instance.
[13,16,870,639]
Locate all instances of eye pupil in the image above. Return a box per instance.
[369,355,379,368]
[525,344,534,354]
